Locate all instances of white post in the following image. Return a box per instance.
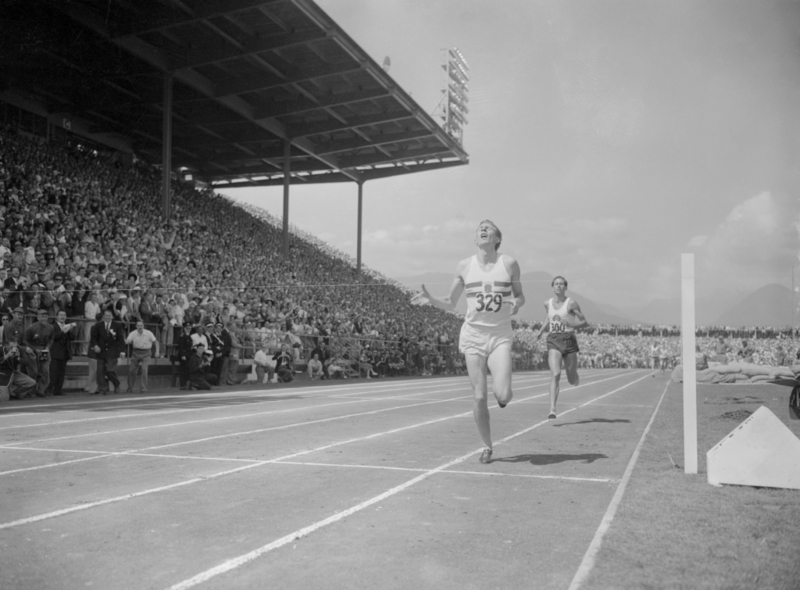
[681,254,698,474]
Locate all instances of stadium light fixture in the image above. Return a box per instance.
[436,47,470,146]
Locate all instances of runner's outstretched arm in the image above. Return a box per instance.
[411,259,468,312]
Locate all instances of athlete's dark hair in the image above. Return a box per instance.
[478,219,502,251]
[551,276,568,288]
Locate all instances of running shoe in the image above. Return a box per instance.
[548,412,557,420]
[479,448,493,464]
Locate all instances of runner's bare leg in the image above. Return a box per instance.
[548,349,563,415]
[466,353,492,449]
[487,346,513,406]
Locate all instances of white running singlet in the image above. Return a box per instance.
[547,297,574,334]
[462,255,513,330]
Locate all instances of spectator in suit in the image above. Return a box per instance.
[89,309,125,395]
[208,323,225,379]
[176,322,194,390]
[48,310,76,396]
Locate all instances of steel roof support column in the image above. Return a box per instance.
[282,139,291,256]
[356,181,363,275]
[162,73,173,220]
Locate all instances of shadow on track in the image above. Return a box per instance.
[551,418,631,427]
[493,453,608,465]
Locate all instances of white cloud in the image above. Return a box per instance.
[687,236,708,248]
[697,191,797,297]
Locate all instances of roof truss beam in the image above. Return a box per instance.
[117,0,287,38]
[173,29,329,70]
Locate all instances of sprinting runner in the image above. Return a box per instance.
[535,276,587,419]
[412,220,524,464]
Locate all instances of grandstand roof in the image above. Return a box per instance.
[0,0,468,187]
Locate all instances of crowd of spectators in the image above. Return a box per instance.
[512,324,798,371]
[0,126,466,393]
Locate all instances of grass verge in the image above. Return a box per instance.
[585,379,800,590]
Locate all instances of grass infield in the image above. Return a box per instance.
[585,378,800,590]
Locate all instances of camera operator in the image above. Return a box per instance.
[0,339,37,400]
[22,308,54,397]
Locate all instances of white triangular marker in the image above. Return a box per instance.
[707,406,800,489]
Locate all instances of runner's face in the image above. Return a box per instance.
[475,223,499,248]
[552,279,567,295]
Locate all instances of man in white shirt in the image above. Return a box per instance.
[253,343,275,384]
[124,320,159,394]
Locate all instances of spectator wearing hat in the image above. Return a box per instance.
[176,322,194,390]
[124,319,159,394]
[187,343,214,390]
[47,310,76,397]
[89,309,125,395]
[22,308,55,397]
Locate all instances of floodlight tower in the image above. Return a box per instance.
[437,48,470,145]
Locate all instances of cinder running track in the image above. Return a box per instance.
[0,370,664,590]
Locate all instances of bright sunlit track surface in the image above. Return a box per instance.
[0,370,664,590]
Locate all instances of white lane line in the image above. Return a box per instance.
[0,375,632,476]
[568,380,670,590]
[0,376,483,416]
[0,391,496,530]
[273,460,616,483]
[0,379,472,430]
[0,393,473,476]
[0,373,646,532]
[0,371,631,476]
[0,385,473,447]
[164,373,650,590]
[2,370,574,446]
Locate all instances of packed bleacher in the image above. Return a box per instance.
[0,126,468,399]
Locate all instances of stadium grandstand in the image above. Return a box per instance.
[0,0,475,396]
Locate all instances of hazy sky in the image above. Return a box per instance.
[221,0,800,308]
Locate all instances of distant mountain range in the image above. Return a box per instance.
[395,271,795,327]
